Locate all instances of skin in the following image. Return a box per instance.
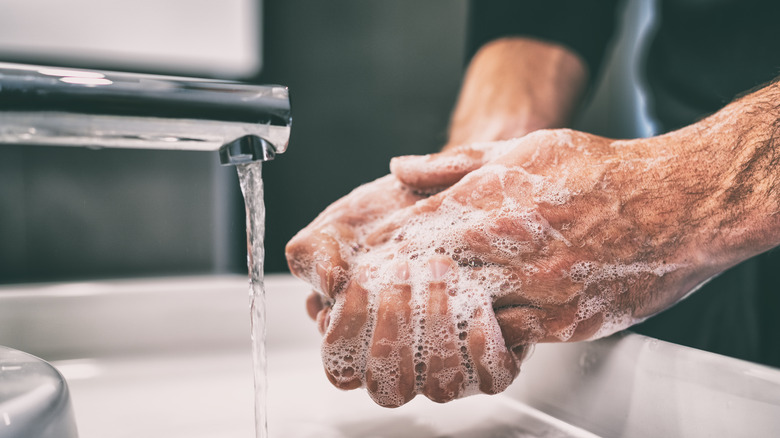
[286,37,780,407]
[446,38,588,149]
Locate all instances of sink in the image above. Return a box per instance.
[0,346,78,438]
[0,274,778,437]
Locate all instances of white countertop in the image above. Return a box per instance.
[1,275,779,437]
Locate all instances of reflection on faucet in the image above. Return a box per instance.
[0,63,291,165]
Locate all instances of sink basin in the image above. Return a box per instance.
[0,346,78,438]
[0,275,778,437]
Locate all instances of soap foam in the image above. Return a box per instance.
[313,163,681,406]
[561,260,682,340]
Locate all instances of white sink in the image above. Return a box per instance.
[0,346,78,438]
[1,275,778,437]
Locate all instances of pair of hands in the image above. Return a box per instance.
[286,38,780,408]
[286,128,714,407]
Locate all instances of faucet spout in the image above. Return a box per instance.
[0,63,291,165]
[220,136,276,165]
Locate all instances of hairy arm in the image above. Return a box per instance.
[394,78,780,332]
[394,37,589,190]
[667,78,780,278]
[446,37,588,149]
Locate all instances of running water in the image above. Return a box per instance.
[236,161,268,438]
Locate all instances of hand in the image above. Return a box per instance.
[285,143,523,407]
[286,173,425,320]
[390,130,716,350]
[287,128,716,407]
[288,78,780,408]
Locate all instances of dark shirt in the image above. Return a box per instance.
[646,0,780,132]
[468,0,780,130]
[468,0,780,367]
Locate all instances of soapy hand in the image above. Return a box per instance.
[287,129,714,407]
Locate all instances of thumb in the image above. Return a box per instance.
[390,145,487,192]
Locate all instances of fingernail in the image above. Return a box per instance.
[395,261,410,281]
[390,155,429,174]
[430,258,451,280]
[392,154,424,165]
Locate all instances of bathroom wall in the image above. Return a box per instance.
[1,0,652,282]
[0,147,238,282]
[0,0,260,282]
[0,0,259,78]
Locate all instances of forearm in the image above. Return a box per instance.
[446,37,588,149]
[696,79,780,266]
[642,79,780,275]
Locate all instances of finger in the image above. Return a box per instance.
[315,305,332,335]
[494,294,583,347]
[390,146,487,192]
[568,311,605,342]
[321,275,371,391]
[494,306,546,350]
[286,175,422,296]
[365,264,415,407]
[421,257,464,403]
[467,305,519,395]
[306,291,326,320]
[286,227,350,298]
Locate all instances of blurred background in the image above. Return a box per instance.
[0,0,653,283]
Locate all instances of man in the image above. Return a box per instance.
[285,0,780,407]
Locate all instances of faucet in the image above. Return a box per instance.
[0,62,287,438]
[0,62,291,165]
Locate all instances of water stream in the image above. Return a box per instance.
[236,161,268,438]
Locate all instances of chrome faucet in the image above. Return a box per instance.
[0,63,291,165]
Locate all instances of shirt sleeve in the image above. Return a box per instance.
[467,0,621,84]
